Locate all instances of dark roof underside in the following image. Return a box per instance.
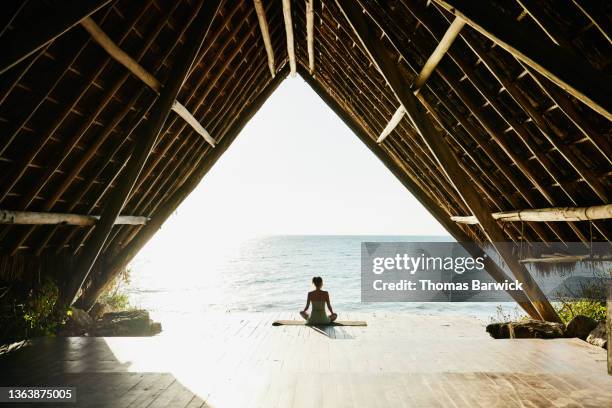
[0,0,610,272]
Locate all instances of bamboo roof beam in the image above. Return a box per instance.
[472,54,610,203]
[570,0,612,44]
[0,0,112,75]
[337,0,560,322]
[253,0,276,77]
[398,1,591,243]
[432,0,612,121]
[282,0,297,76]
[378,17,465,143]
[452,204,612,225]
[0,210,147,226]
[62,0,223,307]
[370,2,571,244]
[526,69,612,162]
[520,254,612,264]
[80,17,216,147]
[306,0,315,74]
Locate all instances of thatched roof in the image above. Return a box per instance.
[0,0,610,318]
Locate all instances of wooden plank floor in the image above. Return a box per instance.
[1,312,611,407]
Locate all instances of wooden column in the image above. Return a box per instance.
[337,0,559,322]
[63,0,222,307]
[298,66,540,320]
[75,66,291,312]
[432,0,612,121]
[0,0,112,74]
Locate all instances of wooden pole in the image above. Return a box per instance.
[337,0,559,322]
[0,210,147,226]
[253,0,276,77]
[0,0,112,75]
[306,0,315,74]
[74,66,290,311]
[298,65,540,320]
[282,0,297,76]
[432,0,612,121]
[80,17,216,147]
[452,204,612,225]
[378,17,464,142]
[62,0,222,307]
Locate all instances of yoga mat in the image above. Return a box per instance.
[272,320,367,327]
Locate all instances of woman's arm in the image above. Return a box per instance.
[325,292,334,314]
[302,293,311,312]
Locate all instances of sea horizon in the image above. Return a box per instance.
[128,234,520,327]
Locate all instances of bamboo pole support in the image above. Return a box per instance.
[0,210,147,226]
[452,204,612,225]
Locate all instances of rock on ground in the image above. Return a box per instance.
[57,307,93,336]
[486,320,565,339]
[565,315,598,340]
[90,310,162,337]
[586,321,607,349]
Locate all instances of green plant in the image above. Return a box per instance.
[555,300,606,324]
[22,278,66,336]
[488,304,528,324]
[553,268,609,324]
[98,265,132,311]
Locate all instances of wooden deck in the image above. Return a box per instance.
[1,312,611,407]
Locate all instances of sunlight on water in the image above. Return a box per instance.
[128,235,514,328]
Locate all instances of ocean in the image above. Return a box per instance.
[128,235,519,326]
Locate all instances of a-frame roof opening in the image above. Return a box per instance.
[0,0,610,317]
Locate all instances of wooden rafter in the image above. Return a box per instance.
[0,0,112,75]
[378,17,465,143]
[570,0,612,44]
[282,0,297,75]
[80,17,216,147]
[306,0,315,74]
[253,0,276,77]
[432,0,612,121]
[398,1,594,243]
[62,0,223,307]
[337,0,560,322]
[452,204,612,225]
[0,210,147,226]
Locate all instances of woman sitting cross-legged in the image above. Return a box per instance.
[300,276,337,324]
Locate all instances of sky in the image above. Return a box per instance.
[136,76,447,260]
